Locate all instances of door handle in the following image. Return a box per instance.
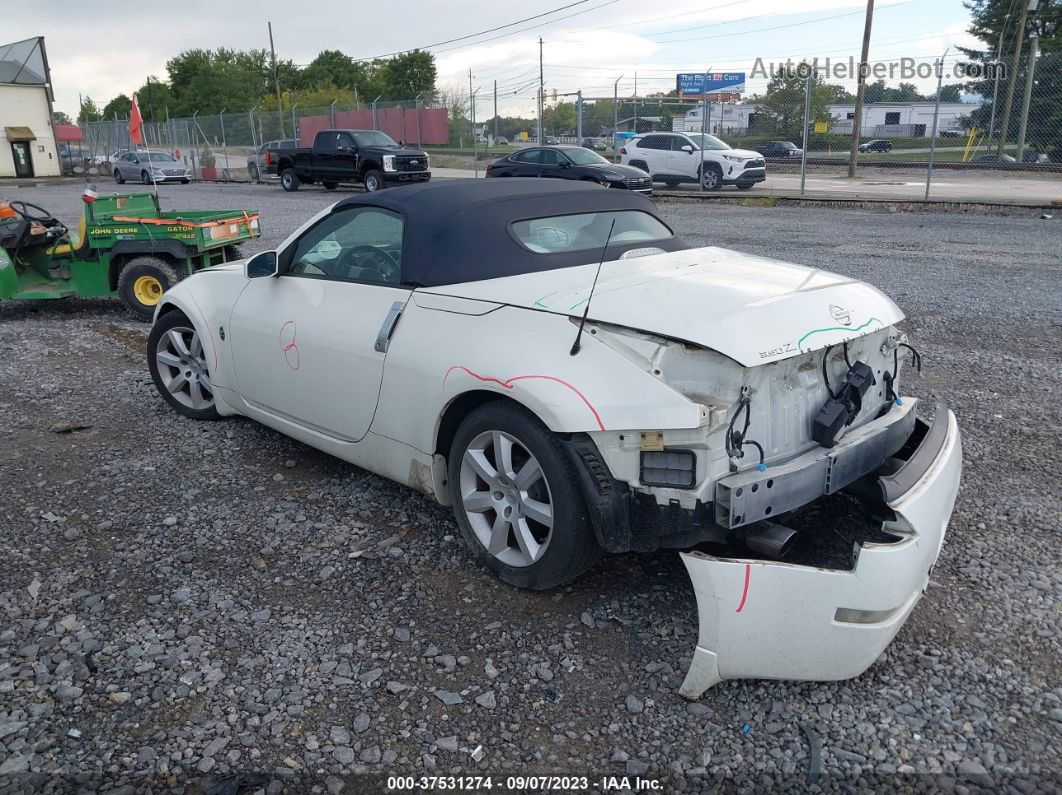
[374,301,405,353]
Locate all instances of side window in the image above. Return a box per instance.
[286,207,404,285]
[669,136,691,151]
[540,149,563,166]
[338,133,355,150]
[317,134,338,153]
[520,149,543,164]
[636,136,657,149]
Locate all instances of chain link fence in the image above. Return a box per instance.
[70,58,1060,204]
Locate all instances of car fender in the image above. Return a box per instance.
[370,300,705,457]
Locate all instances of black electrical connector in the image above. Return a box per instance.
[812,357,876,448]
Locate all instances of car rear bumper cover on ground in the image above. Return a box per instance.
[679,401,962,697]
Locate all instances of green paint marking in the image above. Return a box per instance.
[533,298,549,308]
[569,298,588,311]
[797,317,882,350]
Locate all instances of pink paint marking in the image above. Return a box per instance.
[278,320,300,371]
[443,366,605,431]
[735,564,751,613]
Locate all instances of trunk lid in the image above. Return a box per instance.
[426,246,903,367]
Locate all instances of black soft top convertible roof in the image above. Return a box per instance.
[332,179,688,287]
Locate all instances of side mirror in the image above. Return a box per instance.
[246,250,278,279]
[681,145,694,154]
[559,160,571,169]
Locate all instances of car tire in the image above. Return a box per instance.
[362,169,385,192]
[113,169,124,184]
[223,245,243,262]
[248,163,260,181]
[628,160,650,173]
[447,401,600,590]
[737,183,755,190]
[663,179,680,189]
[699,163,723,191]
[141,170,153,185]
[280,168,301,192]
[322,181,338,190]
[181,179,190,184]
[147,310,221,421]
[117,256,183,321]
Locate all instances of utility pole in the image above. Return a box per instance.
[700,69,709,191]
[576,90,583,142]
[469,68,475,145]
[998,0,1034,155]
[268,21,284,137]
[1016,33,1039,161]
[537,37,544,143]
[633,71,638,135]
[494,80,498,143]
[847,0,875,178]
[612,74,624,153]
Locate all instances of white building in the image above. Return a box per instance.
[827,102,976,136]
[672,103,760,135]
[0,37,60,178]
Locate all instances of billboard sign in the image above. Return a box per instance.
[676,72,746,96]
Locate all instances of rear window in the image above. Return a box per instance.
[510,210,673,254]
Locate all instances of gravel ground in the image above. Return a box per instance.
[1,182,1060,793]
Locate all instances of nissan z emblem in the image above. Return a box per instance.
[830,304,852,326]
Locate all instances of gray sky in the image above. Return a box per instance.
[10,0,977,117]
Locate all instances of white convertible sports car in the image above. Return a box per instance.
[148,180,961,696]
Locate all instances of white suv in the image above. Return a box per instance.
[619,132,766,190]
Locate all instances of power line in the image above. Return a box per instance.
[355,0,613,61]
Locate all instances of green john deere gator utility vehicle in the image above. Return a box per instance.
[0,189,260,319]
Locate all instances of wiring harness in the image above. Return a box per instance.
[726,387,766,472]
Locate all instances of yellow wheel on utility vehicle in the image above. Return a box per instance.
[132,275,164,306]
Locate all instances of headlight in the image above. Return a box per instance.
[382,155,396,172]
[722,154,745,162]
[601,172,623,180]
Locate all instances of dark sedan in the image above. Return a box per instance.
[756,141,803,158]
[858,139,893,153]
[485,146,652,194]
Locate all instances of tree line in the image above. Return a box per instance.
[75,48,437,123]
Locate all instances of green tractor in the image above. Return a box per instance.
[0,188,260,320]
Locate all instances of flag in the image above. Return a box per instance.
[129,94,143,146]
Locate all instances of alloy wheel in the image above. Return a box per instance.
[459,430,554,568]
[154,326,214,411]
[700,167,720,190]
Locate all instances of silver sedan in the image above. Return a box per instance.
[113,150,190,184]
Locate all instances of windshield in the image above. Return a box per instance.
[510,210,673,254]
[352,131,398,147]
[685,134,731,151]
[564,148,609,165]
[143,152,176,162]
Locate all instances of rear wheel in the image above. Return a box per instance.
[147,311,220,421]
[737,183,755,190]
[280,168,301,191]
[628,160,650,173]
[663,179,681,189]
[447,402,600,590]
[113,169,124,184]
[248,162,260,181]
[116,256,182,321]
[322,181,338,190]
[362,169,384,192]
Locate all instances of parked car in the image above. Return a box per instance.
[581,137,607,151]
[58,143,92,175]
[486,145,652,194]
[248,139,298,180]
[619,132,766,190]
[272,129,430,192]
[497,136,510,145]
[147,178,961,697]
[972,154,1016,163]
[755,141,803,158]
[544,136,560,145]
[858,139,893,153]
[113,150,191,184]
[1021,151,1050,164]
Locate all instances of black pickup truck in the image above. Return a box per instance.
[271,129,431,192]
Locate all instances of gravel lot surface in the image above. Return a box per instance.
[1,182,1059,793]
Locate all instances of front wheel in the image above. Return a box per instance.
[699,163,722,191]
[362,169,384,192]
[447,402,600,590]
[113,169,124,184]
[141,170,154,185]
[116,256,182,321]
[147,311,220,421]
[280,168,300,192]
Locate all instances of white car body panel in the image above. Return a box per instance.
[426,247,904,366]
[679,406,961,697]
[151,195,959,697]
